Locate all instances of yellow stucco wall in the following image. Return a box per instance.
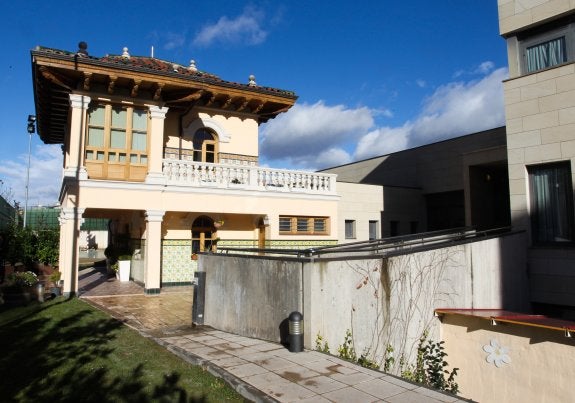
[440,314,575,402]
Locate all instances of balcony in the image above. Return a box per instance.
[162,159,337,196]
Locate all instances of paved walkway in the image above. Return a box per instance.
[78,265,469,403]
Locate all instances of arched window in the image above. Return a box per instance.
[192,215,215,253]
[193,129,218,163]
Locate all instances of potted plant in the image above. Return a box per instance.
[117,254,131,282]
[49,270,62,296]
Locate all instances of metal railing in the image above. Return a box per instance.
[216,226,513,259]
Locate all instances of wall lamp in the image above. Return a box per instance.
[24,115,36,228]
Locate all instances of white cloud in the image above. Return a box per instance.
[0,144,62,207]
[260,101,374,169]
[409,67,507,146]
[261,64,508,166]
[354,125,412,161]
[163,32,186,50]
[193,7,267,47]
[476,61,495,74]
[416,79,426,88]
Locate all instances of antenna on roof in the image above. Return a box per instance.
[151,46,154,58]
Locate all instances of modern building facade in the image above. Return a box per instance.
[323,127,510,238]
[498,0,575,317]
[31,43,339,296]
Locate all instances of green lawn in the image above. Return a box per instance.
[0,297,248,402]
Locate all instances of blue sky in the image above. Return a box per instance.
[0,1,507,207]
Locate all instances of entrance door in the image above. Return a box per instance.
[192,216,214,253]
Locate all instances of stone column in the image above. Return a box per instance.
[65,94,91,180]
[144,210,165,294]
[146,105,169,185]
[58,207,85,297]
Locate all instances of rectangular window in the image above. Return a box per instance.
[520,22,575,74]
[526,36,566,73]
[528,162,575,244]
[345,220,356,239]
[85,103,148,180]
[369,220,378,240]
[279,216,329,235]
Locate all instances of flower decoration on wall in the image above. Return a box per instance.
[483,339,511,368]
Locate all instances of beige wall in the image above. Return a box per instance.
[337,182,383,243]
[498,0,575,35]
[505,64,575,235]
[323,128,506,194]
[76,184,340,241]
[440,313,575,402]
[499,2,575,312]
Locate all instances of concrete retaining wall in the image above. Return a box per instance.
[203,255,302,342]
[201,231,528,374]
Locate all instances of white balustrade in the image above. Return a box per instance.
[162,159,337,195]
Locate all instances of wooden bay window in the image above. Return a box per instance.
[85,104,149,181]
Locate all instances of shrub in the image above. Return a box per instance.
[2,224,37,267]
[36,229,59,265]
[7,271,38,287]
[400,330,459,394]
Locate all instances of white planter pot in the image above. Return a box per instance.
[118,260,131,282]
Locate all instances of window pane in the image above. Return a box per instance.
[297,218,309,232]
[345,220,355,239]
[87,127,104,147]
[140,155,148,164]
[529,162,574,243]
[132,132,147,151]
[88,106,105,125]
[314,219,326,233]
[119,153,127,162]
[96,151,105,161]
[193,129,214,149]
[369,220,378,240]
[526,36,566,73]
[108,152,116,162]
[132,109,147,131]
[86,150,93,160]
[279,217,291,232]
[130,154,138,163]
[110,129,126,148]
[111,108,127,128]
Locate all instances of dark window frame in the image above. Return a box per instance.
[528,161,575,245]
[519,22,575,75]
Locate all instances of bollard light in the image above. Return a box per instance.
[288,311,304,353]
[36,281,45,303]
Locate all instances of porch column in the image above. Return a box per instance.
[145,105,169,185]
[65,94,91,180]
[144,210,165,294]
[58,207,85,297]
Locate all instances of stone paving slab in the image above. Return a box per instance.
[79,265,471,402]
[156,329,471,403]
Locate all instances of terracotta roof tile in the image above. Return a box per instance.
[34,46,296,97]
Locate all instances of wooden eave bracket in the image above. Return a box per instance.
[83,72,92,91]
[38,66,73,91]
[153,83,164,101]
[131,79,142,97]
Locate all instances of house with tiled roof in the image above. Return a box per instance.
[31,42,341,295]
